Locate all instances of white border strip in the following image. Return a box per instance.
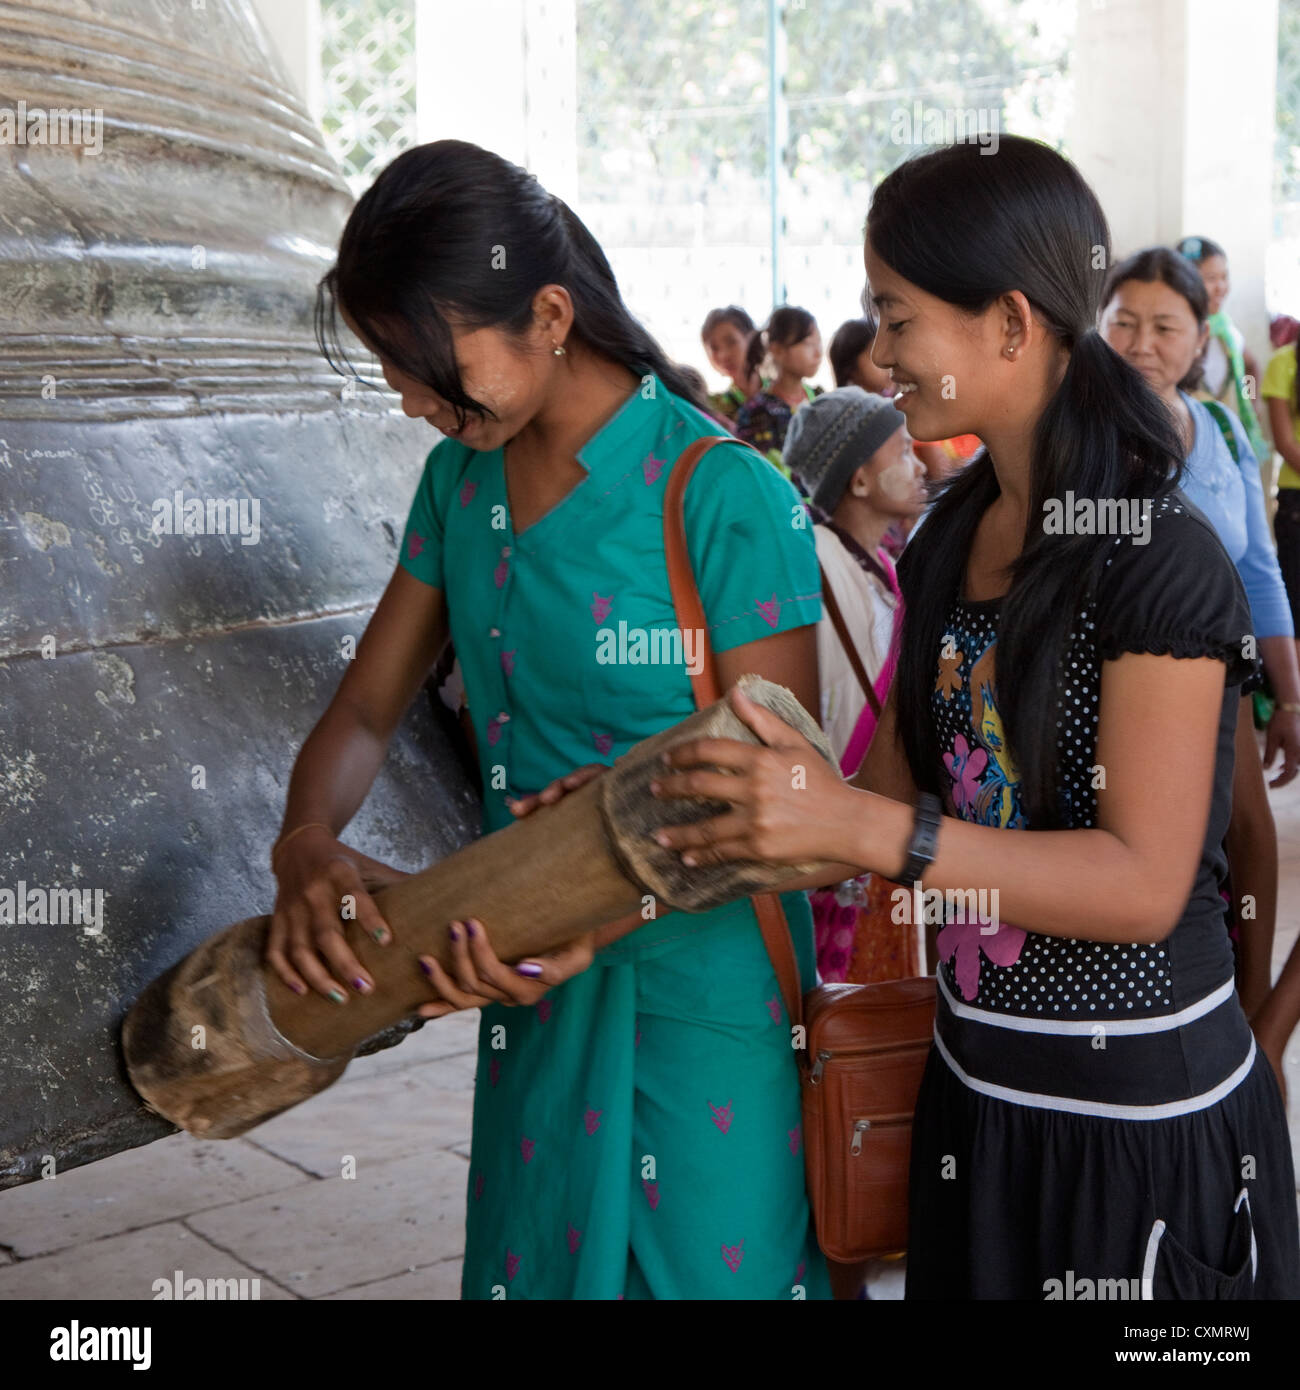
[1140,1219,1164,1299]
[1234,1187,1258,1280]
[933,1029,1256,1120]
[937,969,1235,1036]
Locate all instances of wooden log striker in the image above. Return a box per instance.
[121,674,842,1137]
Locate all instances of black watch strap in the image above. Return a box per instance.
[898,792,942,886]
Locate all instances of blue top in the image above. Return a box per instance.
[1179,390,1294,639]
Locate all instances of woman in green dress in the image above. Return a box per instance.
[265,139,831,1300]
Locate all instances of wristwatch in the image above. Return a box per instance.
[898,792,942,887]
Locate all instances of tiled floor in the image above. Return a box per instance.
[3,779,1299,1300]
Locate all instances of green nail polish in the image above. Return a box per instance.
[372,928,386,942]
[328,989,345,1004]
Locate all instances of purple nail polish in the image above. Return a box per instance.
[449,922,460,941]
[352,977,368,992]
[290,981,306,995]
[466,919,477,937]
[419,959,434,978]
[516,962,544,977]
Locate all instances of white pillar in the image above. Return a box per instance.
[1180,0,1277,360]
[249,0,323,119]
[415,0,576,200]
[1070,0,1278,361]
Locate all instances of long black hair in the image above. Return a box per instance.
[316,139,707,426]
[829,316,878,387]
[874,137,1185,827]
[1102,246,1209,393]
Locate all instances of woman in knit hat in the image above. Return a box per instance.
[784,386,925,765]
[784,387,927,993]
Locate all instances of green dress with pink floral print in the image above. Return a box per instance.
[398,375,830,1299]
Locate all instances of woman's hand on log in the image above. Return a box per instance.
[267,827,402,1001]
[415,918,596,1018]
[647,683,857,867]
[504,764,607,816]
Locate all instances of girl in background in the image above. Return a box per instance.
[735,306,824,473]
[1176,235,1270,464]
[649,136,1300,1299]
[829,316,894,394]
[700,305,764,422]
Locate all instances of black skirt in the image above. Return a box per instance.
[906,1043,1300,1299]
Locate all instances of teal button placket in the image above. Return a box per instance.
[483,448,518,808]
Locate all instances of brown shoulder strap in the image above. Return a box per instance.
[818,561,882,719]
[663,437,805,1029]
[662,436,723,707]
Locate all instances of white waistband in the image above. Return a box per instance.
[937,969,1236,1036]
[932,1028,1256,1121]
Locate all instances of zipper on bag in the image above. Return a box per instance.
[850,1115,910,1155]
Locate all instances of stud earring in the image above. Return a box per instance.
[552,342,566,357]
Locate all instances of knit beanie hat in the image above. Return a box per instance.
[783,386,907,512]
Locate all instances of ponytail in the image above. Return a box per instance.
[742,327,767,381]
[549,199,710,409]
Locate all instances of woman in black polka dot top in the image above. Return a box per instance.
[651,137,1300,1299]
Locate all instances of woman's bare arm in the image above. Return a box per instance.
[266,566,450,998]
[1226,694,1277,1016]
[277,566,449,841]
[714,623,819,724]
[839,652,1226,943]
[655,652,1229,947]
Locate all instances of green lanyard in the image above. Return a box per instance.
[1207,311,1269,463]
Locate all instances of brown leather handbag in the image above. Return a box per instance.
[663,435,937,1265]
